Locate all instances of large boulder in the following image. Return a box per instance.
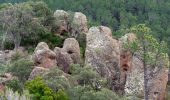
[85,26,120,91]
[33,42,56,68]
[54,47,73,73]
[71,12,88,37]
[54,38,80,73]
[63,38,81,63]
[53,10,69,35]
[53,10,88,37]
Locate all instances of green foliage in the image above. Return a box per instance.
[7,58,34,83]
[42,67,74,91]
[68,85,126,100]
[70,64,106,90]
[25,77,68,100]
[123,40,139,54]
[6,77,23,93]
[76,33,86,59]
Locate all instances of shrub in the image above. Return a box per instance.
[7,58,34,83]
[25,77,68,100]
[42,67,75,91]
[70,64,106,90]
[68,85,126,100]
[6,77,23,93]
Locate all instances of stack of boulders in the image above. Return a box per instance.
[53,10,88,37]
[31,38,81,79]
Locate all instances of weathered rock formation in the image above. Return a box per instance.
[71,12,88,37]
[120,33,169,99]
[54,47,73,73]
[54,38,80,73]
[85,26,120,91]
[124,55,144,97]
[53,10,69,35]
[85,26,168,98]
[63,38,81,63]
[32,42,56,68]
[148,69,168,100]
[53,10,88,37]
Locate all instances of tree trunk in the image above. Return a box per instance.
[143,35,149,100]
[144,64,149,100]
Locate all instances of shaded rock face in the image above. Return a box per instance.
[148,69,168,100]
[63,38,81,63]
[53,10,88,37]
[124,55,144,97]
[119,33,137,93]
[54,38,80,73]
[120,33,168,99]
[85,26,120,91]
[33,42,56,68]
[54,47,73,73]
[29,67,49,80]
[71,12,88,37]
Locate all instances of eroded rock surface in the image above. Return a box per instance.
[54,38,80,73]
[33,42,56,68]
[53,10,88,37]
[71,12,88,37]
[54,47,73,73]
[53,10,69,35]
[85,26,120,91]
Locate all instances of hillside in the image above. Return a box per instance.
[0,1,169,100]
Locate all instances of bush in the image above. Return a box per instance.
[68,85,126,100]
[6,77,23,93]
[42,67,75,91]
[25,77,68,100]
[70,64,106,90]
[7,58,34,83]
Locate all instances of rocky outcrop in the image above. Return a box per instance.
[54,47,73,73]
[29,67,49,80]
[119,33,137,93]
[53,10,88,37]
[120,33,168,99]
[148,69,168,100]
[54,38,80,73]
[124,55,144,97]
[32,42,56,68]
[85,26,120,91]
[53,10,69,35]
[63,38,81,63]
[71,12,88,37]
